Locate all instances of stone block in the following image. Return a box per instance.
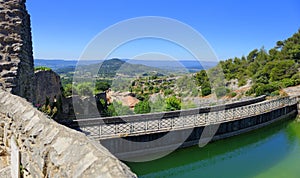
[41,127,59,145]
[11,136,20,178]
[72,152,97,178]
[24,115,39,132]
[29,123,44,138]
[52,137,72,155]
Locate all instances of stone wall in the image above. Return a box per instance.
[34,70,63,106]
[0,0,35,102]
[0,89,136,177]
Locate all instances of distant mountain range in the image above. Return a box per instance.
[74,58,173,77]
[34,59,218,74]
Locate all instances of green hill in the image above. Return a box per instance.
[73,58,175,78]
[195,29,300,97]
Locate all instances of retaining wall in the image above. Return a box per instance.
[0,89,136,177]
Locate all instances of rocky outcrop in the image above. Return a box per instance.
[34,70,63,106]
[0,0,35,102]
[0,89,136,177]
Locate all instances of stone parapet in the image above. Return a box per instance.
[0,89,136,177]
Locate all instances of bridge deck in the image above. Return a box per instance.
[67,96,298,140]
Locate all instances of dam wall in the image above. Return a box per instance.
[76,97,298,159]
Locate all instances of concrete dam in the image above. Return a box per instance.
[64,95,299,160]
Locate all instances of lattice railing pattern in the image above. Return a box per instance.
[80,97,298,139]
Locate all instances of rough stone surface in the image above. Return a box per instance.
[0,166,11,178]
[0,89,136,177]
[0,1,136,177]
[34,70,63,106]
[0,0,35,102]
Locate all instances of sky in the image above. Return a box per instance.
[26,0,300,61]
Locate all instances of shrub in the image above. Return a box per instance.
[191,88,199,97]
[215,87,230,98]
[165,96,181,111]
[181,100,197,109]
[108,101,133,116]
[201,81,212,96]
[39,104,58,119]
[136,93,149,101]
[201,87,211,96]
[229,92,237,97]
[63,83,73,97]
[34,66,52,71]
[164,89,173,96]
[76,82,93,96]
[150,95,165,112]
[281,78,295,88]
[134,101,151,114]
[254,82,281,96]
[238,78,247,87]
[270,90,280,96]
[291,73,300,85]
[148,86,154,91]
[154,87,160,93]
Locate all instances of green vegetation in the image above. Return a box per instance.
[108,101,134,116]
[76,82,93,96]
[194,29,300,97]
[228,92,237,98]
[59,59,175,97]
[62,83,73,97]
[215,86,230,98]
[165,96,181,111]
[194,70,212,96]
[38,97,59,119]
[62,79,113,97]
[75,58,174,78]
[100,101,134,117]
[34,66,52,71]
[230,30,299,96]
[55,29,300,117]
[134,100,151,114]
[149,95,166,112]
[181,100,197,110]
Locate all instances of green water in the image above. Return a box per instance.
[126,117,300,178]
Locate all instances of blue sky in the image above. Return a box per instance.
[27,0,300,61]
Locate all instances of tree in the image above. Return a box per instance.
[201,81,211,96]
[63,83,73,97]
[247,49,258,62]
[150,95,166,112]
[176,75,196,94]
[194,70,213,96]
[276,41,284,49]
[106,101,133,116]
[165,96,181,111]
[215,87,230,98]
[194,29,300,97]
[34,66,52,71]
[194,70,209,86]
[134,100,151,114]
[164,89,173,96]
[95,79,111,92]
[269,60,297,82]
[76,82,93,96]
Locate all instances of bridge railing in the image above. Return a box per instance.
[76,96,298,139]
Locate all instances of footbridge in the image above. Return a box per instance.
[63,96,299,159]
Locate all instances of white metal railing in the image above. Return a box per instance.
[80,97,298,139]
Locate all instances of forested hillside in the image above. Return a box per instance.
[195,29,300,97]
